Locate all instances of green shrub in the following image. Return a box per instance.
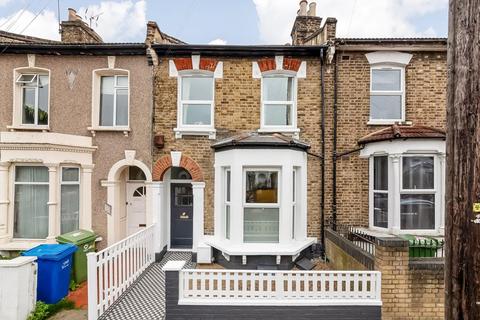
[28,299,75,320]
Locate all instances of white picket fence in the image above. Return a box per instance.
[87,225,155,320]
[179,269,381,306]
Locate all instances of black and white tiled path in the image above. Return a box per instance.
[99,251,195,320]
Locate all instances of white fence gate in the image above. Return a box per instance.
[179,269,382,306]
[87,225,155,320]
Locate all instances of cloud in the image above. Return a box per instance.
[78,0,146,42]
[208,38,227,45]
[0,0,12,6]
[0,1,147,42]
[252,0,447,44]
[0,9,60,40]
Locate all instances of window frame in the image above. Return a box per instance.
[99,75,129,128]
[13,164,50,239]
[60,166,81,234]
[242,167,281,243]
[176,71,215,134]
[90,68,130,132]
[399,155,437,231]
[260,71,298,132]
[371,155,389,229]
[369,65,405,125]
[224,168,231,240]
[12,68,51,130]
[368,154,440,233]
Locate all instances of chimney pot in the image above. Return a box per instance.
[68,8,78,21]
[299,0,308,16]
[308,2,317,16]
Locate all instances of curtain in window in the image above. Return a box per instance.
[14,167,49,239]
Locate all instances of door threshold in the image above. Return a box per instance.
[168,248,193,252]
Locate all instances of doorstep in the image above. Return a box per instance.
[204,236,316,256]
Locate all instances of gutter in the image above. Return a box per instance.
[152,44,329,57]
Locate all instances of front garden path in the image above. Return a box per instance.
[99,251,194,320]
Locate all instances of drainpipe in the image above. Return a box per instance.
[332,51,338,231]
[320,48,326,254]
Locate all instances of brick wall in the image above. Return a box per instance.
[324,50,447,227]
[153,57,323,237]
[374,238,445,320]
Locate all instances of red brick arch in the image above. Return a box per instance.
[152,154,203,181]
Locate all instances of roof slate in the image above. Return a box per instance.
[358,124,446,145]
[212,132,311,151]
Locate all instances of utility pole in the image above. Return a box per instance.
[446,0,480,319]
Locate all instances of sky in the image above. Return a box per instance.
[0,0,449,44]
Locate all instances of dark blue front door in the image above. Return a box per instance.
[170,183,193,248]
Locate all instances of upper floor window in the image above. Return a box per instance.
[370,66,405,123]
[178,75,214,128]
[261,74,296,130]
[100,75,129,127]
[90,69,129,132]
[15,72,49,127]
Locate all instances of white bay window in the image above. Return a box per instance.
[61,167,80,234]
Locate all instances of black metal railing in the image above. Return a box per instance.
[330,221,376,256]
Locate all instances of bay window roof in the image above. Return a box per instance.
[211,132,310,152]
[358,124,445,145]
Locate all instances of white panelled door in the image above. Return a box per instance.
[126,183,147,236]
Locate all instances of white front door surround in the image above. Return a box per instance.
[103,150,153,246]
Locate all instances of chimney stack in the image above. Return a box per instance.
[291,1,322,45]
[299,0,308,16]
[307,2,317,16]
[60,8,103,43]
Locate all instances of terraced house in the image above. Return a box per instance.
[0,2,447,319]
[0,9,159,252]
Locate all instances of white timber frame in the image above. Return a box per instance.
[361,138,446,236]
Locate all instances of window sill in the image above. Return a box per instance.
[367,120,408,126]
[7,125,50,132]
[87,126,131,137]
[0,239,48,251]
[257,127,300,138]
[174,127,216,139]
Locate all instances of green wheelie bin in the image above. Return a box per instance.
[56,229,97,283]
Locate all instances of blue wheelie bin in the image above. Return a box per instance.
[22,244,77,304]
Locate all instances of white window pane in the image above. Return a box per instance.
[182,77,213,100]
[245,171,278,203]
[225,205,230,239]
[116,89,128,126]
[401,194,435,229]
[61,185,80,234]
[374,193,388,228]
[370,95,402,119]
[38,76,49,125]
[116,75,128,87]
[372,69,401,91]
[182,104,211,125]
[17,74,37,83]
[22,87,36,124]
[100,76,114,126]
[402,157,434,189]
[264,104,292,126]
[14,184,48,239]
[226,170,231,202]
[62,168,79,182]
[244,208,279,243]
[374,156,388,190]
[263,77,293,101]
[16,166,48,182]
